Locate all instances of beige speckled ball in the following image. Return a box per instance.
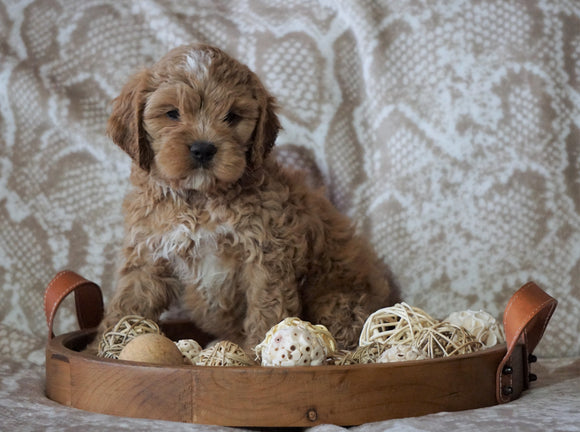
[118,333,184,366]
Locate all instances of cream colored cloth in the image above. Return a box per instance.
[0,0,579,428]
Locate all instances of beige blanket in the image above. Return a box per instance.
[0,0,579,430]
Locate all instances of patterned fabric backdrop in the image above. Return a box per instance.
[0,0,579,369]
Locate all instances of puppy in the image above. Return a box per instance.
[100,44,392,350]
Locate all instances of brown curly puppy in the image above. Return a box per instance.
[101,44,392,350]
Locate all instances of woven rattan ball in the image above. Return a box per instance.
[378,344,428,362]
[97,315,161,359]
[414,322,483,358]
[333,342,389,365]
[359,302,437,347]
[195,341,256,367]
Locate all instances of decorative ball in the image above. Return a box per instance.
[98,315,161,359]
[444,310,505,347]
[378,345,428,363]
[359,302,437,347]
[118,333,185,366]
[195,341,255,366]
[259,326,327,366]
[333,342,389,365]
[175,339,203,364]
[254,317,337,367]
[414,322,482,358]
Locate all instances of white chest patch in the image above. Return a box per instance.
[151,223,208,261]
[150,223,236,295]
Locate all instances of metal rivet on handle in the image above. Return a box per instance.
[529,373,538,382]
[502,365,513,375]
[528,354,538,363]
[502,386,513,396]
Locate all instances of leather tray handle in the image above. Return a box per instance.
[496,281,557,403]
[44,270,104,340]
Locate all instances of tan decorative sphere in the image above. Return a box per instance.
[119,333,184,366]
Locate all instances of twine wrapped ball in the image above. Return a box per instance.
[378,345,428,363]
[444,310,505,347]
[175,339,203,364]
[414,322,483,358]
[98,315,161,359]
[118,333,185,366]
[196,341,256,366]
[254,317,337,367]
[359,303,437,347]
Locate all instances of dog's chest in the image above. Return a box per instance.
[152,223,221,258]
[151,221,238,291]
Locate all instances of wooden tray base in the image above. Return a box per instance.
[46,323,515,427]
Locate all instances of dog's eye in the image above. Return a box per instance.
[166,109,180,120]
[223,110,241,126]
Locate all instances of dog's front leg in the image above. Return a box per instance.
[95,252,180,343]
[242,266,301,349]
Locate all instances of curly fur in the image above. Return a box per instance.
[99,44,393,350]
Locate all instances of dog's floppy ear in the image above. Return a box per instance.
[249,90,280,168]
[107,69,154,171]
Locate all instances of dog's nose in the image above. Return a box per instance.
[190,140,217,165]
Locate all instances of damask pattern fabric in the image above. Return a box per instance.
[0,0,579,430]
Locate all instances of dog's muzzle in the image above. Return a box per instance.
[190,140,217,166]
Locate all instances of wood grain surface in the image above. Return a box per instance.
[45,326,516,427]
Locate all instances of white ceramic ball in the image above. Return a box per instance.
[260,326,327,366]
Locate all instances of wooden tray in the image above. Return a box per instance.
[44,272,557,427]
